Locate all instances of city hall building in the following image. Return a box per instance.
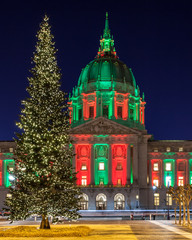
[0,14,192,215]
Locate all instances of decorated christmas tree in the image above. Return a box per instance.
[6,15,80,229]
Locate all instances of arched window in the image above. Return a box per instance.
[78,193,89,210]
[114,193,125,210]
[96,193,107,210]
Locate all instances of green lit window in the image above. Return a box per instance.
[165,163,171,171]
[78,109,82,120]
[103,105,108,118]
[154,193,159,206]
[190,177,192,185]
[99,162,105,170]
[166,176,171,187]
[117,106,122,118]
[89,106,94,118]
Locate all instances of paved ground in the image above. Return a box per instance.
[0,220,192,239]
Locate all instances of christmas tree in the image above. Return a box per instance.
[6,15,80,229]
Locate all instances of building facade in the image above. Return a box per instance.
[0,14,192,214]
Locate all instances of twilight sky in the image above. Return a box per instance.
[0,0,192,140]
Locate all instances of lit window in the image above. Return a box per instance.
[6,194,12,198]
[178,176,184,186]
[99,162,105,170]
[166,194,172,206]
[81,164,87,171]
[153,163,159,171]
[166,163,172,171]
[89,106,94,118]
[99,178,104,185]
[166,147,171,152]
[9,167,14,172]
[81,176,87,186]
[9,148,13,153]
[166,176,171,187]
[117,179,121,185]
[179,147,183,152]
[154,193,159,206]
[154,148,158,152]
[153,179,159,187]
[116,162,123,170]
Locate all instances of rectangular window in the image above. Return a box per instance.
[81,176,87,186]
[99,162,105,170]
[178,162,184,171]
[154,148,158,152]
[166,163,172,171]
[78,109,82,120]
[117,179,121,185]
[153,163,159,171]
[9,148,13,153]
[166,147,171,152]
[99,178,104,185]
[89,106,94,118]
[166,176,171,187]
[179,147,183,152]
[178,176,184,186]
[166,194,172,206]
[117,106,123,118]
[81,164,87,171]
[153,179,159,187]
[103,105,108,118]
[130,108,134,120]
[116,162,123,170]
[154,193,159,206]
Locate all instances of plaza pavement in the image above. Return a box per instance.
[0,220,192,239]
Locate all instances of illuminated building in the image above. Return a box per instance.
[0,14,192,215]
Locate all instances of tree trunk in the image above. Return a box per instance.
[174,208,177,224]
[40,215,50,229]
[187,202,190,227]
[183,201,186,226]
[179,201,182,225]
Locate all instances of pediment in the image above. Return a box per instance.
[70,117,144,135]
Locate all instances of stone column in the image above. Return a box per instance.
[108,144,112,185]
[127,145,130,184]
[91,144,95,185]
[133,142,139,185]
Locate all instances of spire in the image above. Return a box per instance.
[103,12,110,38]
[97,12,118,59]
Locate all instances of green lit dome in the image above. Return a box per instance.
[78,57,136,87]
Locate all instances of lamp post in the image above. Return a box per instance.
[167,181,170,220]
